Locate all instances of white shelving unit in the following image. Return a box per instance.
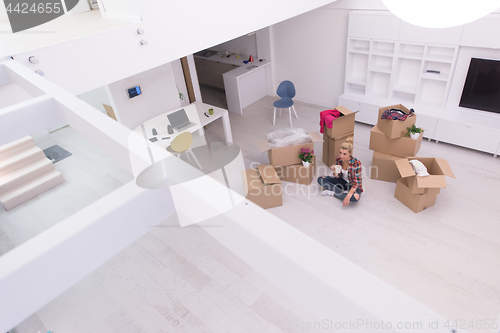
[344,37,458,117]
[340,11,500,155]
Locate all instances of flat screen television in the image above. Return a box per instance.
[127,85,142,99]
[459,58,500,114]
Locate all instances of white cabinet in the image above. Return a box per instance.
[434,119,500,154]
[414,114,438,139]
[348,12,400,40]
[399,21,463,45]
[338,96,379,126]
[461,16,500,48]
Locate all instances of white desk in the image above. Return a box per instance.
[133,101,233,150]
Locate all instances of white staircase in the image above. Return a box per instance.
[0,136,65,210]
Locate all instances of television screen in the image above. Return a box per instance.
[127,85,142,98]
[459,58,500,114]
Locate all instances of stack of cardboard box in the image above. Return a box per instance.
[369,104,421,183]
[322,106,357,168]
[241,132,322,209]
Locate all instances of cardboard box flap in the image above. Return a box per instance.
[307,132,324,143]
[257,165,281,184]
[258,139,271,153]
[435,158,456,178]
[395,158,416,178]
[336,106,360,116]
[415,175,447,189]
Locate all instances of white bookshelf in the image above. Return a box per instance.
[344,38,457,114]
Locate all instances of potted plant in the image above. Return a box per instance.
[299,148,314,167]
[406,124,424,140]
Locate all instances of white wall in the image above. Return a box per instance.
[210,34,258,57]
[78,85,113,115]
[0,2,7,21]
[271,7,351,108]
[108,62,181,130]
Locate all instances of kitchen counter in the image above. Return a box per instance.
[194,51,272,115]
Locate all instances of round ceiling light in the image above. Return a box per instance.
[381,0,500,28]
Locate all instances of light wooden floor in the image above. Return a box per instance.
[6,96,500,332]
[207,96,500,332]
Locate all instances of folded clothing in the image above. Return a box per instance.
[267,128,312,148]
[381,108,415,121]
[319,109,341,133]
[409,159,430,177]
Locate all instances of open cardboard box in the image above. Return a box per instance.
[370,151,405,183]
[275,156,316,185]
[369,125,422,157]
[242,165,282,209]
[258,132,323,167]
[394,178,439,213]
[323,132,353,168]
[395,157,456,195]
[377,104,416,139]
[323,106,358,139]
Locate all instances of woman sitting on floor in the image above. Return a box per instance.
[317,137,363,206]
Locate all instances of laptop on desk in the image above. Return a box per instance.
[167,108,196,132]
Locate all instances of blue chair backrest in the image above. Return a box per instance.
[276,80,296,99]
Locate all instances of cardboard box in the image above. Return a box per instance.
[377,104,416,139]
[369,125,422,157]
[275,156,316,185]
[323,132,353,168]
[394,178,438,213]
[369,151,404,183]
[242,165,282,209]
[258,132,323,167]
[323,106,358,139]
[395,157,456,195]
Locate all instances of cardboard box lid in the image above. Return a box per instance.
[395,157,455,188]
[257,165,281,184]
[335,106,360,117]
[258,132,323,153]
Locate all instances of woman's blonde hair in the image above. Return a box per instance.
[340,137,353,154]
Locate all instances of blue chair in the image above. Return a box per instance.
[273,80,298,127]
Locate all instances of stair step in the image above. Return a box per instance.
[0,135,34,153]
[0,158,54,193]
[0,146,45,176]
[0,170,65,210]
[0,136,36,160]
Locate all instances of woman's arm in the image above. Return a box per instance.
[343,159,362,206]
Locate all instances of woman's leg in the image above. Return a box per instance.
[334,188,361,202]
[318,176,348,195]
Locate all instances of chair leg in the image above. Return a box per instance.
[187,148,202,169]
[279,108,282,117]
[292,105,298,118]
[273,107,276,126]
[289,107,293,127]
[186,151,191,161]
